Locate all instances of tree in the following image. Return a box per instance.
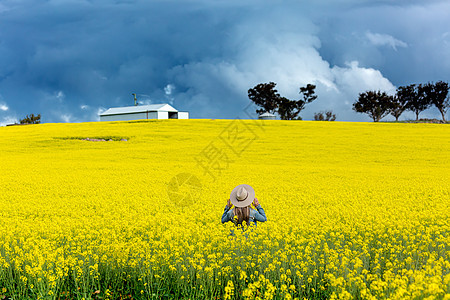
[276,84,317,120]
[406,84,432,121]
[395,85,417,121]
[19,114,41,124]
[248,82,317,120]
[314,111,336,121]
[299,84,318,111]
[389,95,408,121]
[277,97,300,120]
[353,91,392,122]
[248,82,281,115]
[421,81,449,122]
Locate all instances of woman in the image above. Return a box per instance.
[221,184,267,227]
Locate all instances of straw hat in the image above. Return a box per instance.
[230,184,255,207]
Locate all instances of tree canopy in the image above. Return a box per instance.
[277,97,301,120]
[406,84,433,121]
[420,81,449,122]
[19,114,41,124]
[353,91,393,122]
[247,82,280,115]
[389,94,408,122]
[248,82,317,120]
[299,84,318,108]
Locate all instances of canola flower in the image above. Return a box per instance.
[0,119,449,299]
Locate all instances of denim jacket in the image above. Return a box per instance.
[221,204,267,226]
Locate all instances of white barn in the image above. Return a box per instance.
[99,104,189,121]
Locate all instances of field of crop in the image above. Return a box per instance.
[0,119,449,300]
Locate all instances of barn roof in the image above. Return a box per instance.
[100,104,178,116]
[259,112,276,117]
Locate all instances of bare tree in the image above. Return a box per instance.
[314,111,336,121]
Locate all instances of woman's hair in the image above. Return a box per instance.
[233,206,250,226]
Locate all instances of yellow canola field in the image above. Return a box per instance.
[0,119,449,300]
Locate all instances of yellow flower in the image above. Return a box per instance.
[0,119,448,300]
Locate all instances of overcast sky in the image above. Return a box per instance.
[1,0,449,124]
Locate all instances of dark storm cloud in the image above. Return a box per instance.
[0,0,449,124]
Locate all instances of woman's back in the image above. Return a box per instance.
[221,184,267,227]
[221,201,267,226]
